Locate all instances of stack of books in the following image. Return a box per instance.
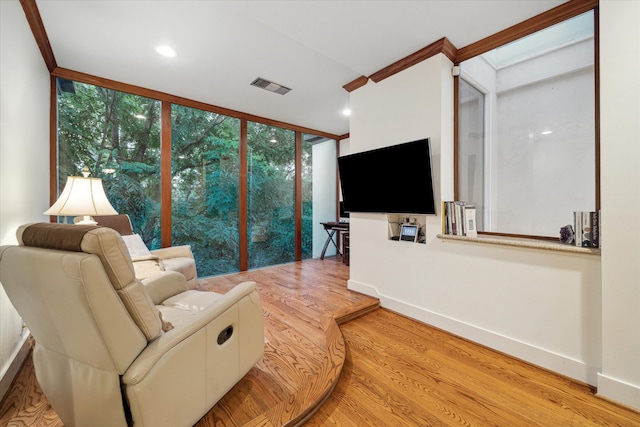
[574,211,600,248]
[442,201,477,237]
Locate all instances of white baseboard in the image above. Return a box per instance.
[597,372,640,411]
[348,279,598,386]
[0,332,31,403]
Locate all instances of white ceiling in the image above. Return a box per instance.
[36,0,567,136]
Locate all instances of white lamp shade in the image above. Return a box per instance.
[44,176,118,217]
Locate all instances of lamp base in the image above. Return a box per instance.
[73,215,98,226]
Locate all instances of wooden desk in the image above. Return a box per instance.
[320,222,349,260]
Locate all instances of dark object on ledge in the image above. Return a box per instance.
[560,224,575,245]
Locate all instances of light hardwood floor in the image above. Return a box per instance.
[1,257,639,426]
[307,306,640,426]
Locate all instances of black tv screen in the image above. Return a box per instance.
[338,138,436,214]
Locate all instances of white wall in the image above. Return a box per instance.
[348,4,640,409]
[348,53,605,389]
[311,139,337,257]
[0,0,51,399]
[338,137,350,201]
[339,138,350,158]
[597,0,640,409]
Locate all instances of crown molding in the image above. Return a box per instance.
[369,37,457,83]
[455,0,599,63]
[20,0,56,72]
[343,76,369,93]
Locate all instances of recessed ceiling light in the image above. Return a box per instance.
[342,108,351,116]
[155,45,177,58]
[541,130,553,135]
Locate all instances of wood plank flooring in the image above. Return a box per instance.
[306,307,640,426]
[2,257,640,426]
[193,259,379,426]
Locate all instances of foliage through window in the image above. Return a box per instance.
[171,105,240,276]
[246,123,296,269]
[56,80,337,277]
[57,79,161,246]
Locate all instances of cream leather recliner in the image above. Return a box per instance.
[0,223,264,427]
[94,214,198,287]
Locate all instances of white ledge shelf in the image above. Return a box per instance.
[436,234,600,255]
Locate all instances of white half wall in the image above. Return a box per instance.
[597,0,640,410]
[0,0,51,399]
[348,53,604,388]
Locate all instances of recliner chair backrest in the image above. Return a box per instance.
[13,223,163,342]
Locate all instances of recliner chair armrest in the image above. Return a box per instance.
[141,271,189,305]
[131,254,161,263]
[122,281,261,385]
[151,245,193,260]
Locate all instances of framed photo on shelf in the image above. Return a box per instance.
[400,224,419,242]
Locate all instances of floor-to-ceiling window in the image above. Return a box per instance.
[56,79,162,247]
[55,78,339,276]
[246,122,296,268]
[171,105,240,276]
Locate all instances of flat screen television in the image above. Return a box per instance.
[338,138,436,214]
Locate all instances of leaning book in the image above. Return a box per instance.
[574,211,600,248]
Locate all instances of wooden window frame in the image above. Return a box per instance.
[453,0,600,240]
[49,71,339,270]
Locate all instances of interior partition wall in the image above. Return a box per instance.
[306,136,338,258]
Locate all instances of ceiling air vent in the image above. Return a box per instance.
[304,135,329,144]
[250,77,292,95]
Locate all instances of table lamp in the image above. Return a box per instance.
[44,167,118,225]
